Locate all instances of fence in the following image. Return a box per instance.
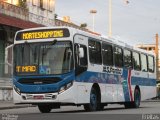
[0,62,12,85]
[0,62,13,101]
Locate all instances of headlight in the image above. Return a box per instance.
[14,85,21,95]
[59,86,66,93]
[59,82,73,94]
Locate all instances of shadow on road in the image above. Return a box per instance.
[15,105,152,115]
[49,106,143,113]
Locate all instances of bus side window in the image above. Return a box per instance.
[102,42,113,66]
[114,46,123,67]
[88,39,102,64]
[148,55,155,73]
[141,54,148,72]
[123,49,132,69]
[133,52,141,71]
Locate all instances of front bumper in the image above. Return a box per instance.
[13,84,77,104]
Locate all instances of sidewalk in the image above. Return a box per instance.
[0,101,35,110]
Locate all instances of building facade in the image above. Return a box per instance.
[28,0,55,26]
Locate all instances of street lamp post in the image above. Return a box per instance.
[90,9,97,32]
[108,0,129,37]
[108,0,112,37]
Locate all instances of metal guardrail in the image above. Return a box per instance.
[0,77,13,101]
[0,79,12,89]
[0,62,12,78]
[0,62,12,88]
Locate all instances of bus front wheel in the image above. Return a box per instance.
[38,104,52,113]
[84,87,101,111]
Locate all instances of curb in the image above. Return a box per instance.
[143,100,160,102]
[143,99,160,102]
[0,105,36,110]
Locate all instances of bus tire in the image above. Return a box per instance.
[84,87,101,111]
[38,104,52,113]
[124,88,141,109]
[133,88,141,108]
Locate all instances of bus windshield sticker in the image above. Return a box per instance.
[39,66,51,74]
[40,43,71,49]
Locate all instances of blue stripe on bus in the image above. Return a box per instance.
[13,70,156,94]
[75,71,122,84]
[131,77,156,86]
[13,71,75,93]
[75,70,156,102]
[75,71,156,86]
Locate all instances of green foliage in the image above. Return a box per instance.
[18,0,27,8]
[80,23,87,28]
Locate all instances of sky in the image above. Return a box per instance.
[55,0,160,45]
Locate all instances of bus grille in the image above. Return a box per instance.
[25,93,56,100]
[18,77,61,85]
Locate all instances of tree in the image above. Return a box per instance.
[18,0,27,9]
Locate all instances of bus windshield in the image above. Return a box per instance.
[14,41,73,75]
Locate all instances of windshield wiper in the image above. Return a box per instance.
[51,39,57,45]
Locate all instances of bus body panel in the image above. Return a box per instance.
[12,27,157,108]
[13,82,93,104]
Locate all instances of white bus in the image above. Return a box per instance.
[12,27,157,113]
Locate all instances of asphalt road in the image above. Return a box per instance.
[0,101,160,120]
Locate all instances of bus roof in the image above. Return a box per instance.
[14,26,155,56]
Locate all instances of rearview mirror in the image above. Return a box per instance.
[79,47,84,58]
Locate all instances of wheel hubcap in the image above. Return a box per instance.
[135,90,140,107]
[91,94,96,106]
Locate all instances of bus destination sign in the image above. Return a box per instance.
[16,28,70,41]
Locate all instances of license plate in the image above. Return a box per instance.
[33,95,44,99]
